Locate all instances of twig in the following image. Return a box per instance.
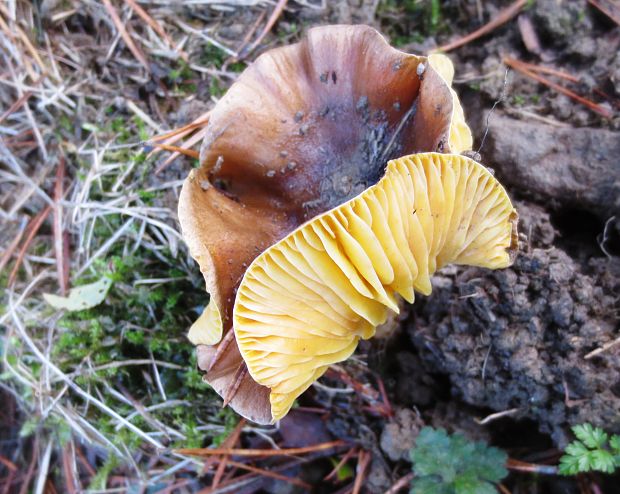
[435,0,528,52]
[102,0,150,71]
[383,473,414,494]
[504,57,613,118]
[176,440,347,458]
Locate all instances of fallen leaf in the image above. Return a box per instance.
[43,277,113,311]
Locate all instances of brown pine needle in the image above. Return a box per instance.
[148,117,210,143]
[102,0,150,71]
[242,0,289,58]
[222,363,247,407]
[154,128,207,174]
[225,460,312,489]
[435,0,528,52]
[0,219,27,273]
[207,329,235,373]
[123,0,188,61]
[497,484,512,494]
[148,142,199,159]
[383,473,414,494]
[175,439,347,458]
[0,90,33,124]
[506,458,558,475]
[504,57,613,118]
[324,447,358,481]
[588,0,620,26]
[8,205,53,287]
[53,156,69,295]
[352,450,371,494]
[510,60,580,84]
[209,418,246,488]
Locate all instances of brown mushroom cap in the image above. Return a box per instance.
[179,25,482,424]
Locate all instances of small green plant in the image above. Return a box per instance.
[559,424,620,475]
[409,427,508,494]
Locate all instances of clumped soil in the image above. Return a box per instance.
[406,203,620,446]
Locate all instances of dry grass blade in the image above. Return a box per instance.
[504,57,613,118]
[435,0,528,52]
[176,440,347,458]
[102,0,150,71]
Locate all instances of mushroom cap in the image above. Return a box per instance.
[234,152,517,422]
[178,25,487,424]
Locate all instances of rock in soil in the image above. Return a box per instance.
[483,113,620,222]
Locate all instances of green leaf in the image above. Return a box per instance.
[573,424,607,449]
[564,440,589,458]
[609,435,620,455]
[409,427,508,493]
[591,449,616,473]
[559,452,582,475]
[411,476,451,494]
[43,277,113,311]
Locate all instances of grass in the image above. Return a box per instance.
[0,1,278,490]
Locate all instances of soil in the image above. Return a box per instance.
[3,0,619,492]
[306,0,620,491]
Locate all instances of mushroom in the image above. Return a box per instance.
[178,25,517,424]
